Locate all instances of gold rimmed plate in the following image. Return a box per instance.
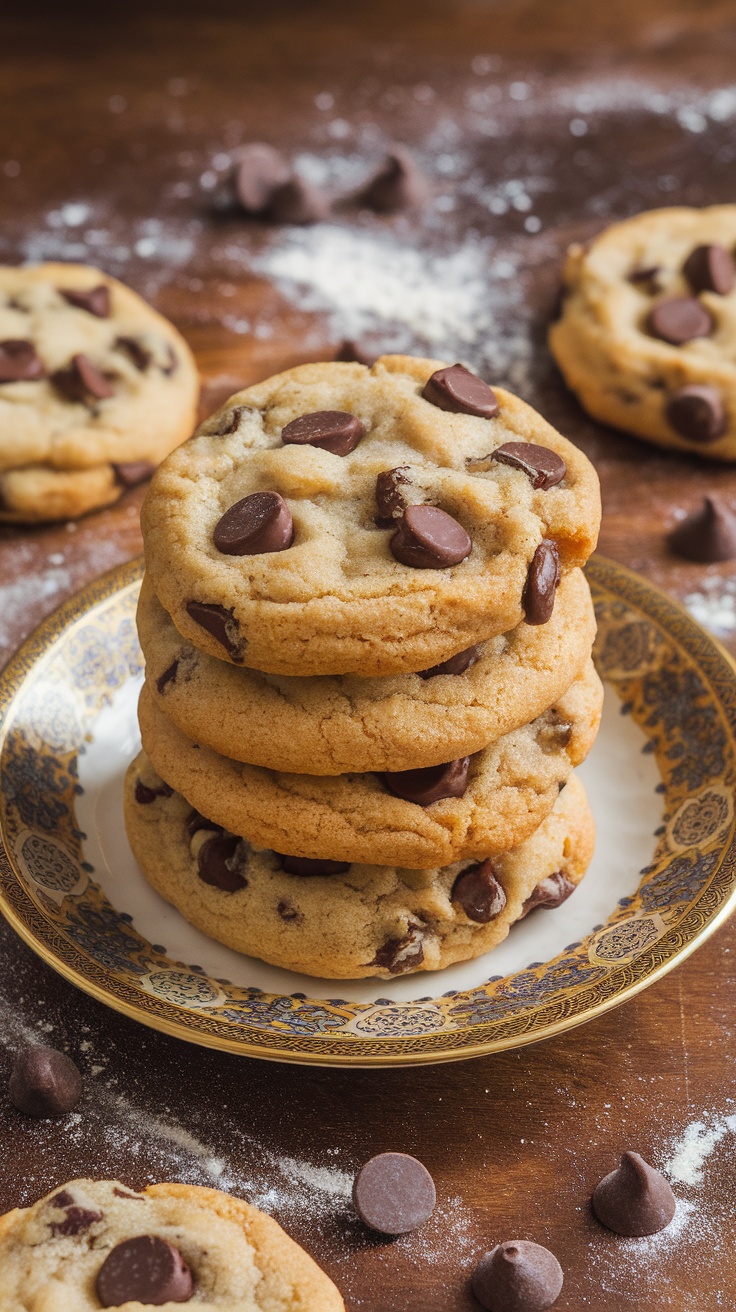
[0,555,735,1066]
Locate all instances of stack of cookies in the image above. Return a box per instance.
[125,354,603,980]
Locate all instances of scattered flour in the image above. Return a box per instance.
[663,1114,736,1186]
[684,576,736,636]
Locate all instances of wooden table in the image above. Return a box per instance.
[1,3,735,1307]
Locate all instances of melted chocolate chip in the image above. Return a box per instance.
[115,336,152,370]
[335,339,379,366]
[156,660,179,695]
[213,404,249,436]
[372,925,425,973]
[277,899,300,921]
[281,410,365,456]
[186,601,244,661]
[197,833,247,891]
[375,467,411,524]
[278,854,350,876]
[50,1203,103,1236]
[353,1152,436,1234]
[522,540,560,626]
[234,142,290,213]
[9,1045,83,1118]
[0,338,45,382]
[96,1235,193,1307]
[390,504,472,569]
[266,175,329,224]
[592,1151,676,1237]
[668,496,736,563]
[647,297,714,345]
[418,645,482,679]
[359,146,428,213]
[452,860,507,923]
[536,711,573,753]
[113,462,155,488]
[383,756,471,806]
[186,809,219,839]
[213,491,293,556]
[490,442,566,490]
[112,1188,145,1200]
[471,1240,564,1312]
[134,778,173,804]
[52,353,115,402]
[665,385,727,444]
[422,363,499,418]
[60,284,110,317]
[520,871,575,918]
[682,243,735,296]
[628,265,662,288]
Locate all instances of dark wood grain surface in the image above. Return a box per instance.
[2,4,736,1308]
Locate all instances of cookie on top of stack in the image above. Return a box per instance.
[125,354,603,979]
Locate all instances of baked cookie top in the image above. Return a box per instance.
[549,206,736,458]
[0,262,198,473]
[142,354,600,677]
[125,759,594,979]
[138,567,596,773]
[0,1178,344,1311]
[137,661,602,868]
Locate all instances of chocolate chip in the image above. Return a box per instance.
[113,462,156,488]
[277,899,300,921]
[161,345,178,376]
[9,1045,83,1117]
[213,404,249,436]
[628,265,662,288]
[383,756,471,806]
[669,496,736,563]
[336,339,379,366]
[359,146,428,213]
[592,1151,676,1237]
[213,491,294,555]
[112,1188,145,1200]
[186,809,219,839]
[266,175,329,224]
[665,385,727,444]
[60,284,110,317]
[281,410,365,456]
[418,645,482,679]
[50,1204,103,1236]
[96,1235,193,1307]
[372,925,425,974]
[471,1240,564,1312]
[646,297,714,345]
[536,711,573,753]
[115,336,152,371]
[0,338,45,382]
[489,442,566,490]
[452,860,506,923]
[134,778,172,804]
[375,467,411,524]
[52,353,115,402]
[156,660,179,695]
[682,243,735,296]
[353,1152,435,1234]
[197,832,247,892]
[390,504,472,569]
[520,871,575,918]
[186,601,244,661]
[522,540,560,626]
[278,854,350,876]
[234,142,290,213]
[422,364,499,418]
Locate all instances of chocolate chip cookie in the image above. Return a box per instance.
[0,1178,344,1309]
[550,206,736,459]
[0,263,199,520]
[138,567,596,774]
[124,759,594,978]
[141,354,600,677]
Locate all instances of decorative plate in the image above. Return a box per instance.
[1,555,735,1067]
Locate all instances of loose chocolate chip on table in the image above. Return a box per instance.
[375,466,412,523]
[422,363,499,418]
[96,1235,193,1307]
[278,854,350,876]
[213,404,250,436]
[359,146,427,213]
[60,284,110,317]
[185,600,244,661]
[418,644,482,678]
[352,1152,436,1234]
[390,504,472,569]
[383,756,471,806]
[335,338,379,366]
[372,925,425,974]
[682,243,736,296]
[113,462,156,488]
[669,496,736,563]
[266,175,330,225]
[197,832,247,892]
[213,491,293,556]
[489,442,566,490]
[592,1151,676,1237]
[452,860,507,923]
[52,353,115,402]
[646,296,714,345]
[522,540,560,626]
[234,142,290,214]
[134,778,172,804]
[471,1240,564,1312]
[520,872,575,918]
[156,660,179,695]
[0,338,46,382]
[115,336,152,370]
[281,409,365,456]
[665,384,727,444]
[9,1045,83,1118]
